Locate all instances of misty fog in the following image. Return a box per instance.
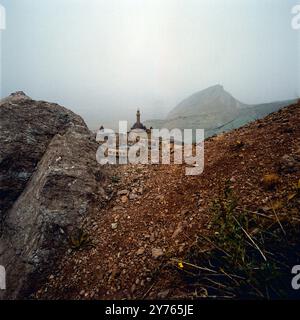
[1,0,299,129]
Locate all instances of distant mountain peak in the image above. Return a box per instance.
[166,84,243,120]
[199,84,226,98]
[146,84,295,140]
[191,84,225,97]
[206,84,224,91]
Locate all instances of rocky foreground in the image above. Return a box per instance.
[0,92,107,299]
[0,93,299,299]
[37,100,299,299]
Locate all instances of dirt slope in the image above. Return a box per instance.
[36,101,300,299]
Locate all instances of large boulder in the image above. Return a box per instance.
[0,93,106,299]
[0,92,87,220]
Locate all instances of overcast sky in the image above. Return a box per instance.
[0,0,299,129]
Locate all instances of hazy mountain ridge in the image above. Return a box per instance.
[145,85,296,138]
[166,85,247,119]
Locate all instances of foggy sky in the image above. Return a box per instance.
[1,0,299,129]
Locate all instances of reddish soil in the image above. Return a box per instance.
[36,102,300,300]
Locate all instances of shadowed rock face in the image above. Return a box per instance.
[0,93,106,299]
[0,93,87,220]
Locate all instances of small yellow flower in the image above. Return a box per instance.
[178,261,184,269]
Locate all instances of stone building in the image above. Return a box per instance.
[131,109,147,131]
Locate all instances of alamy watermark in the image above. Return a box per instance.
[292,265,300,290]
[0,265,6,290]
[291,5,300,29]
[0,4,5,30]
[96,122,204,176]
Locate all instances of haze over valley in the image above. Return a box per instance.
[1,0,299,129]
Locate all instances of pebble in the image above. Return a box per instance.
[111,223,118,230]
[158,289,170,299]
[121,196,128,203]
[136,247,145,255]
[152,248,164,259]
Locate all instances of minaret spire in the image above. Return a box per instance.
[136,109,141,125]
[131,108,146,131]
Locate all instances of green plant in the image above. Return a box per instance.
[262,173,280,190]
[287,179,300,201]
[111,175,120,183]
[174,180,300,299]
[69,228,94,250]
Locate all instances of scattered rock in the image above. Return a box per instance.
[112,206,123,212]
[138,187,144,194]
[131,284,136,293]
[136,248,145,255]
[79,290,85,296]
[111,223,118,230]
[279,154,299,173]
[121,196,128,203]
[117,190,129,196]
[172,222,183,239]
[157,289,170,299]
[129,193,138,200]
[152,248,164,259]
[150,234,155,242]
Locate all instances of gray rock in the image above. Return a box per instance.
[157,289,170,299]
[0,93,106,299]
[280,154,299,173]
[111,223,118,230]
[0,93,86,220]
[129,193,139,200]
[117,190,129,196]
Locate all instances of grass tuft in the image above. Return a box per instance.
[69,228,94,250]
[174,179,300,299]
[262,173,280,190]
